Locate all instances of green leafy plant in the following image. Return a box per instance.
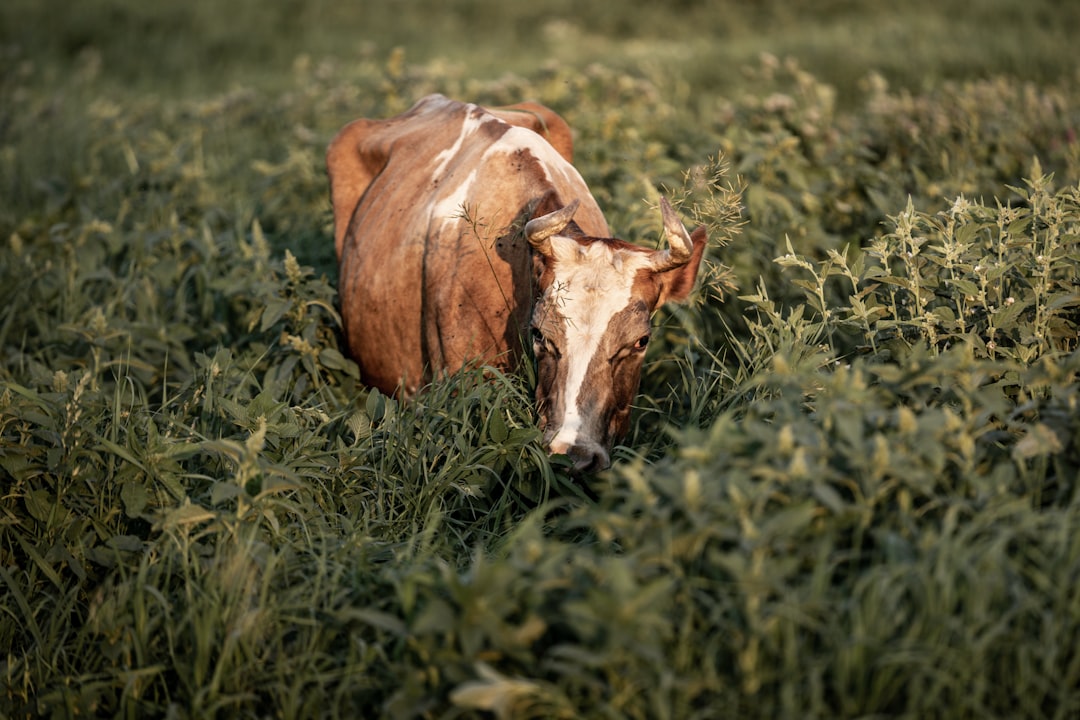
[767,168,1080,363]
[3,8,1080,717]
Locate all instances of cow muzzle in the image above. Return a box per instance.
[546,436,610,474]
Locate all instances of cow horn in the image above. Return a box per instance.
[526,199,580,255]
[650,196,695,272]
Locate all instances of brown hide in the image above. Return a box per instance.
[327,97,576,260]
[326,94,608,395]
[327,94,708,471]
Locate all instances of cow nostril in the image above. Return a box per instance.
[547,441,609,474]
[572,448,609,474]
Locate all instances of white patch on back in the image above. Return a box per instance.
[431,168,479,227]
[428,120,592,236]
[544,240,651,449]
[430,106,486,180]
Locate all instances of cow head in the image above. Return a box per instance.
[526,197,707,473]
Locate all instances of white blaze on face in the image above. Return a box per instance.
[541,238,652,451]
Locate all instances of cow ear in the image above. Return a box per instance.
[657,225,708,305]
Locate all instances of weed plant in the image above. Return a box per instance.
[2,28,1080,720]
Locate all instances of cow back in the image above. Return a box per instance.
[327,94,607,395]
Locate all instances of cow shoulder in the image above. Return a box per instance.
[327,117,388,259]
[326,95,458,259]
[487,102,574,164]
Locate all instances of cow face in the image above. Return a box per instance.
[526,198,707,473]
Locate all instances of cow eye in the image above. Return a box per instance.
[532,327,562,359]
[531,326,548,352]
[632,334,650,352]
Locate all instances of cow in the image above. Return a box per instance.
[327,94,707,472]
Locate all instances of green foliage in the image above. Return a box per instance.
[4,0,1078,101]
[758,171,1080,363]
[3,7,1080,718]
[595,349,1080,718]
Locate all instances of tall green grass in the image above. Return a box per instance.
[3,6,1080,718]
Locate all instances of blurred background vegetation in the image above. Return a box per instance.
[4,0,1078,101]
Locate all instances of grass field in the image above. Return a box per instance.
[2,1,1080,718]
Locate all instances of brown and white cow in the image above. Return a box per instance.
[327,94,706,472]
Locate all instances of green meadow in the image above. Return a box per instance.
[2,0,1079,717]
